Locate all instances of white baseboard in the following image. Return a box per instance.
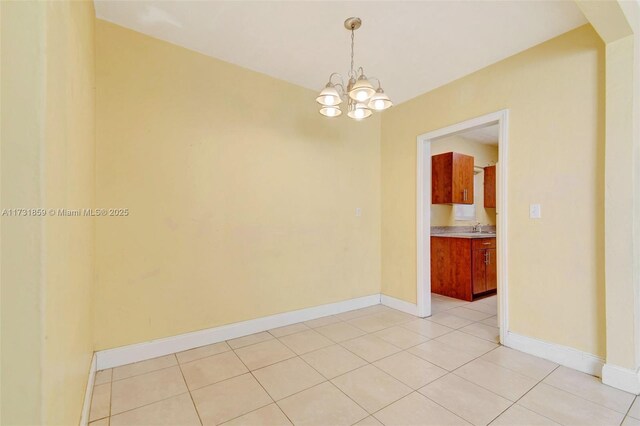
[380,294,419,316]
[96,294,381,370]
[504,331,604,377]
[602,363,640,394]
[79,353,97,426]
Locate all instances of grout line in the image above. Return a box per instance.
[294,353,373,421]
[540,374,636,416]
[622,396,638,425]
[175,355,204,426]
[229,346,293,425]
[107,392,192,421]
[486,365,561,425]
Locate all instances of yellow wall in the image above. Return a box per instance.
[42,1,96,424]
[1,2,46,423]
[1,1,95,424]
[381,25,606,357]
[431,135,498,227]
[94,20,381,350]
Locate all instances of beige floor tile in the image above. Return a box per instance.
[454,359,538,401]
[253,357,325,400]
[110,393,200,426]
[335,305,388,321]
[375,310,416,325]
[192,373,273,425]
[374,392,470,426]
[228,332,274,349]
[435,331,498,357]
[347,314,394,333]
[427,312,474,329]
[629,397,640,419]
[95,369,112,386]
[278,329,333,355]
[464,301,497,315]
[372,326,429,349]
[373,351,447,389]
[354,416,384,426]
[90,383,111,422]
[401,319,453,338]
[477,296,497,307]
[491,404,560,425]
[332,365,411,413]
[432,298,469,308]
[222,404,292,426]
[341,335,401,363]
[301,344,367,379]
[459,323,499,343]
[269,323,310,338]
[519,383,624,426]
[315,322,367,342]
[89,418,109,426]
[176,341,231,364]
[408,341,477,371]
[112,354,177,381]
[624,416,640,426]
[419,374,511,426]
[111,366,187,415]
[446,307,493,321]
[278,382,368,426]
[480,347,557,380]
[234,339,296,370]
[480,315,498,327]
[303,315,342,328]
[543,366,635,413]
[180,350,248,390]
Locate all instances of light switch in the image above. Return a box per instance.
[529,204,542,219]
[355,207,362,217]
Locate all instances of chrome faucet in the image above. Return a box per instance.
[473,223,483,233]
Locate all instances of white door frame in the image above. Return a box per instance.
[416,109,509,344]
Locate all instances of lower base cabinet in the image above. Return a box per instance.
[431,236,497,302]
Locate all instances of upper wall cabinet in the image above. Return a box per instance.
[484,165,496,208]
[432,152,474,204]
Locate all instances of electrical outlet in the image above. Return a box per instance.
[529,204,542,219]
[355,208,362,217]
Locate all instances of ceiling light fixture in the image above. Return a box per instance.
[316,17,393,120]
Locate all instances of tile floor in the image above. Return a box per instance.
[89,294,638,426]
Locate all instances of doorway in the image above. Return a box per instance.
[416,110,509,344]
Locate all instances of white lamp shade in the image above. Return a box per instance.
[316,85,342,106]
[348,77,375,102]
[368,90,393,111]
[319,106,342,117]
[347,103,372,120]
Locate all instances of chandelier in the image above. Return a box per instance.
[316,17,393,120]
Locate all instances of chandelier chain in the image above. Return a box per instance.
[350,28,355,79]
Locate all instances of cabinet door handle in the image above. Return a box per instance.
[483,242,491,245]
[463,189,467,201]
[485,251,489,265]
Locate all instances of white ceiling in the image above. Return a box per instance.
[94,1,587,104]
[460,124,500,145]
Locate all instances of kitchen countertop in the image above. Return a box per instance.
[431,233,496,239]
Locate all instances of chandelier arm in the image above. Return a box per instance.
[328,72,345,86]
[333,83,346,97]
[367,77,383,89]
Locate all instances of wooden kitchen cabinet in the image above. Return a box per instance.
[432,152,474,204]
[472,239,497,295]
[431,236,497,301]
[484,165,496,208]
